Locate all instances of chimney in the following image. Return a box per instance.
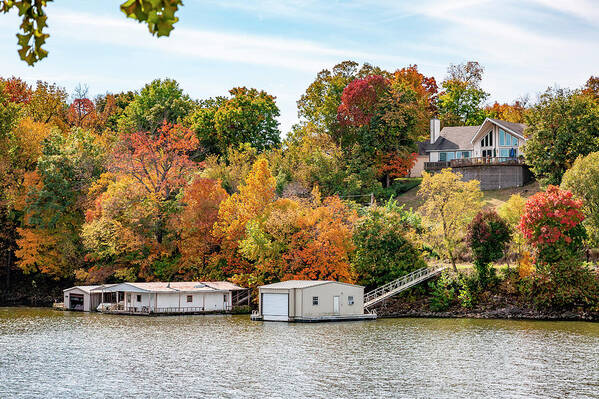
[430,118,440,144]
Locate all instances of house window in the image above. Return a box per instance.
[312,296,319,306]
[136,294,141,302]
[348,296,354,305]
[439,152,455,162]
[481,130,493,148]
[500,129,519,147]
[457,151,470,159]
[187,295,193,303]
[223,294,228,302]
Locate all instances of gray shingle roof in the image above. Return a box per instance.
[490,119,526,137]
[421,126,478,152]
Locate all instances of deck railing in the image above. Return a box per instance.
[423,161,450,170]
[424,157,525,171]
[450,157,524,167]
[103,305,232,314]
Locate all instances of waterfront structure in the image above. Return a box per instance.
[63,281,249,314]
[63,285,116,312]
[252,280,375,322]
[411,118,533,190]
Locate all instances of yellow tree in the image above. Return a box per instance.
[498,194,527,261]
[418,169,482,272]
[213,158,276,280]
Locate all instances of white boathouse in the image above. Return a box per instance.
[63,281,249,314]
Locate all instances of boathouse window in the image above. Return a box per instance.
[187,295,193,303]
[312,296,319,306]
[348,296,354,305]
[136,294,141,302]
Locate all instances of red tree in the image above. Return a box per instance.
[519,185,585,263]
[67,98,96,127]
[337,75,390,127]
[0,76,32,104]
[378,152,417,179]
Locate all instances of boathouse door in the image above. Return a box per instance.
[69,294,84,311]
[333,296,340,314]
[262,293,288,321]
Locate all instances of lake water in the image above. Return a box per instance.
[0,308,598,398]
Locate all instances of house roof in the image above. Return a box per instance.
[64,284,116,293]
[421,126,478,152]
[471,118,527,144]
[490,118,526,137]
[259,280,363,289]
[419,119,527,152]
[86,281,244,294]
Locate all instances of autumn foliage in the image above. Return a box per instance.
[337,75,390,127]
[519,186,586,264]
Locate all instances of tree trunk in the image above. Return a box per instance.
[449,251,458,273]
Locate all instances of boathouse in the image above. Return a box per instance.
[63,281,249,314]
[63,285,116,311]
[252,280,375,322]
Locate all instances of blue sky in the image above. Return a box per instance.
[1,0,598,133]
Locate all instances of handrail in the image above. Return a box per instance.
[364,266,445,305]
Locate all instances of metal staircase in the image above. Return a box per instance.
[364,266,445,309]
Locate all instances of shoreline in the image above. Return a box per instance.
[1,305,598,322]
[378,308,599,322]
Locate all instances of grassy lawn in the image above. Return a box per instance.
[394,180,541,211]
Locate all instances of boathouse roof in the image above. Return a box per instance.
[259,280,363,289]
[88,281,245,293]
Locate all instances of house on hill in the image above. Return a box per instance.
[410,118,533,190]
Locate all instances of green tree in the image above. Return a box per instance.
[1,0,183,65]
[118,78,195,134]
[438,61,489,126]
[497,194,527,260]
[418,169,483,272]
[213,87,281,154]
[524,88,599,186]
[466,210,511,287]
[561,152,599,246]
[15,128,104,278]
[185,96,227,158]
[352,200,426,289]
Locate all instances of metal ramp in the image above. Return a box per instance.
[364,266,445,309]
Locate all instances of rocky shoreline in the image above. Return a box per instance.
[373,291,599,322]
[379,308,599,322]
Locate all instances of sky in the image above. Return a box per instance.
[1,0,598,133]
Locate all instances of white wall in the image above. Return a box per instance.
[64,288,91,312]
[153,292,229,310]
[300,283,364,318]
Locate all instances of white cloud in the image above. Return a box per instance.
[49,9,410,73]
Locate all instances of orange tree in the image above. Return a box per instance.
[110,121,198,245]
[175,177,229,280]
